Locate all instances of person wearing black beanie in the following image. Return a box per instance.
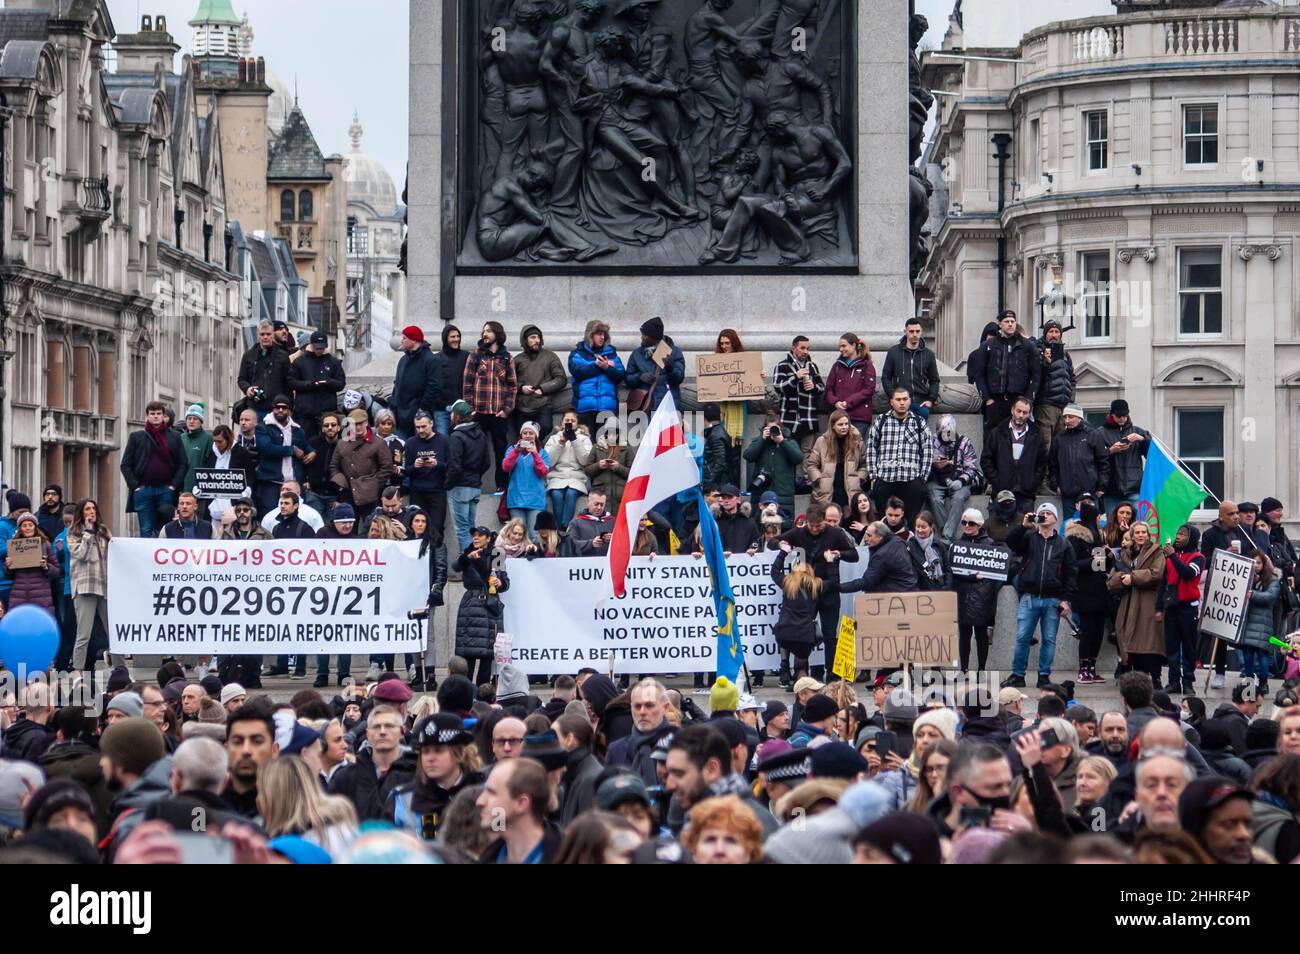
[853,812,942,864]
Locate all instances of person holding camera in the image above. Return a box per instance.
[543,409,593,531]
[1003,502,1077,689]
[743,414,804,517]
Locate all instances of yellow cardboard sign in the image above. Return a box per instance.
[832,615,857,681]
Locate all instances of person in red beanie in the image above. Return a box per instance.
[391,325,440,439]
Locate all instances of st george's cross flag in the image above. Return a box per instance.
[606,393,700,599]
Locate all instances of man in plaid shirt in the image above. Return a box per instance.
[463,320,517,490]
[867,387,934,525]
[771,335,824,480]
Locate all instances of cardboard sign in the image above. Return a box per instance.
[696,352,766,402]
[651,340,673,369]
[832,615,857,681]
[1198,549,1255,646]
[193,468,247,499]
[8,536,44,570]
[854,591,958,667]
[948,541,1012,582]
[494,632,514,667]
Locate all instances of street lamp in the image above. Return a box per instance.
[1035,262,1076,332]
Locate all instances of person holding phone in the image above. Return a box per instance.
[564,490,615,558]
[501,421,551,542]
[543,409,593,531]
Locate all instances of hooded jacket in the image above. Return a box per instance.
[331,428,396,508]
[965,322,999,386]
[806,426,867,508]
[391,339,441,436]
[1,716,55,763]
[929,416,980,485]
[445,419,492,489]
[178,427,214,493]
[880,336,940,406]
[1064,519,1113,614]
[254,412,310,485]
[568,321,625,416]
[36,488,63,541]
[1157,525,1205,611]
[688,502,761,555]
[513,325,569,415]
[430,326,471,412]
[1034,337,1076,408]
[824,355,878,423]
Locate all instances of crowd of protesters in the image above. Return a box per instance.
[1,313,1299,864]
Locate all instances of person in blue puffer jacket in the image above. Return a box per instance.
[502,421,551,541]
[568,319,625,434]
[53,513,75,670]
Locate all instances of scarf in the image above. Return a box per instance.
[495,534,529,559]
[145,420,170,451]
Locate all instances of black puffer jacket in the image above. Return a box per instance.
[1034,339,1075,408]
[842,534,916,594]
[1050,422,1110,501]
[454,547,509,659]
[1007,523,1077,599]
[445,420,492,489]
[703,421,732,487]
[1,717,55,764]
[976,333,1041,402]
[953,530,1001,627]
[1099,415,1151,497]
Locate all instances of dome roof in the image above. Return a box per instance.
[344,112,398,217]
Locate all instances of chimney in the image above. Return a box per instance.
[239,58,248,83]
[256,57,265,84]
[157,14,168,32]
[114,19,180,75]
[142,14,152,30]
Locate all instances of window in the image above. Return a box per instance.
[1085,110,1108,171]
[280,189,295,222]
[1184,105,1218,166]
[354,227,370,255]
[1084,410,1108,430]
[1029,117,1041,178]
[1080,251,1111,339]
[1178,248,1222,336]
[1176,408,1224,511]
[298,189,313,221]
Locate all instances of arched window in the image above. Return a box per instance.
[298,189,313,221]
[280,189,295,222]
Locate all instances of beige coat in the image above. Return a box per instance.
[1107,542,1164,661]
[805,429,867,507]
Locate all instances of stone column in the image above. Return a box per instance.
[1239,238,1281,502]
[71,448,90,501]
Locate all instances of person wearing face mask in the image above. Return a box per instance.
[1064,495,1113,685]
[1105,520,1162,684]
[1157,524,1206,695]
[931,744,1017,840]
[926,414,979,543]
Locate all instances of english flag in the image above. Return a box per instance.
[606,393,700,598]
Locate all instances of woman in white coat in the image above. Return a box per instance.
[544,408,594,530]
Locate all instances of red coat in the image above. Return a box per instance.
[824,357,877,424]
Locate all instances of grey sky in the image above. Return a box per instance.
[104,0,409,192]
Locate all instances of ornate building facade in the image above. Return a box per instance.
[0,1,242,527]
[344,111,404,362]
[919,0,1300,518]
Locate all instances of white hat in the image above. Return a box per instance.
[1036,502,1060,520]
[1062,403,1085,419]
[220,683,247,706]
[738,693,763,712]
[960,508,985,526]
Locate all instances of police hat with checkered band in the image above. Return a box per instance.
[412,713,473,748]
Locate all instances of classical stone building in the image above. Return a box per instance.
[344,111,405,363]
[919,0,1300,518]
[0,1,242,528]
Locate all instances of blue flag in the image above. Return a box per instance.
[696,488,743,683]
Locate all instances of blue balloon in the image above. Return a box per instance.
[0,604,60,677]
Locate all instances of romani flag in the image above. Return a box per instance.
[606,393,700,598]
[1137,438,1211,545]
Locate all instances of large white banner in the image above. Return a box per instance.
[501,552,851,675]
[108,539,429,654]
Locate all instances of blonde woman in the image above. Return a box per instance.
[495,517,535,560]
[1072,755,1117,829]
[1106,520,1164,684]
[772,541,823,686]
[257,755,359,857]
[805,410,867,509]
[367,514,408,541]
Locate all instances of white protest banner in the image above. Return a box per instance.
[1198,548,1255,645]
[108,539,429,654]
[501,552,824,675]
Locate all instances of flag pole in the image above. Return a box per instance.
[1147,431,1221,506]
